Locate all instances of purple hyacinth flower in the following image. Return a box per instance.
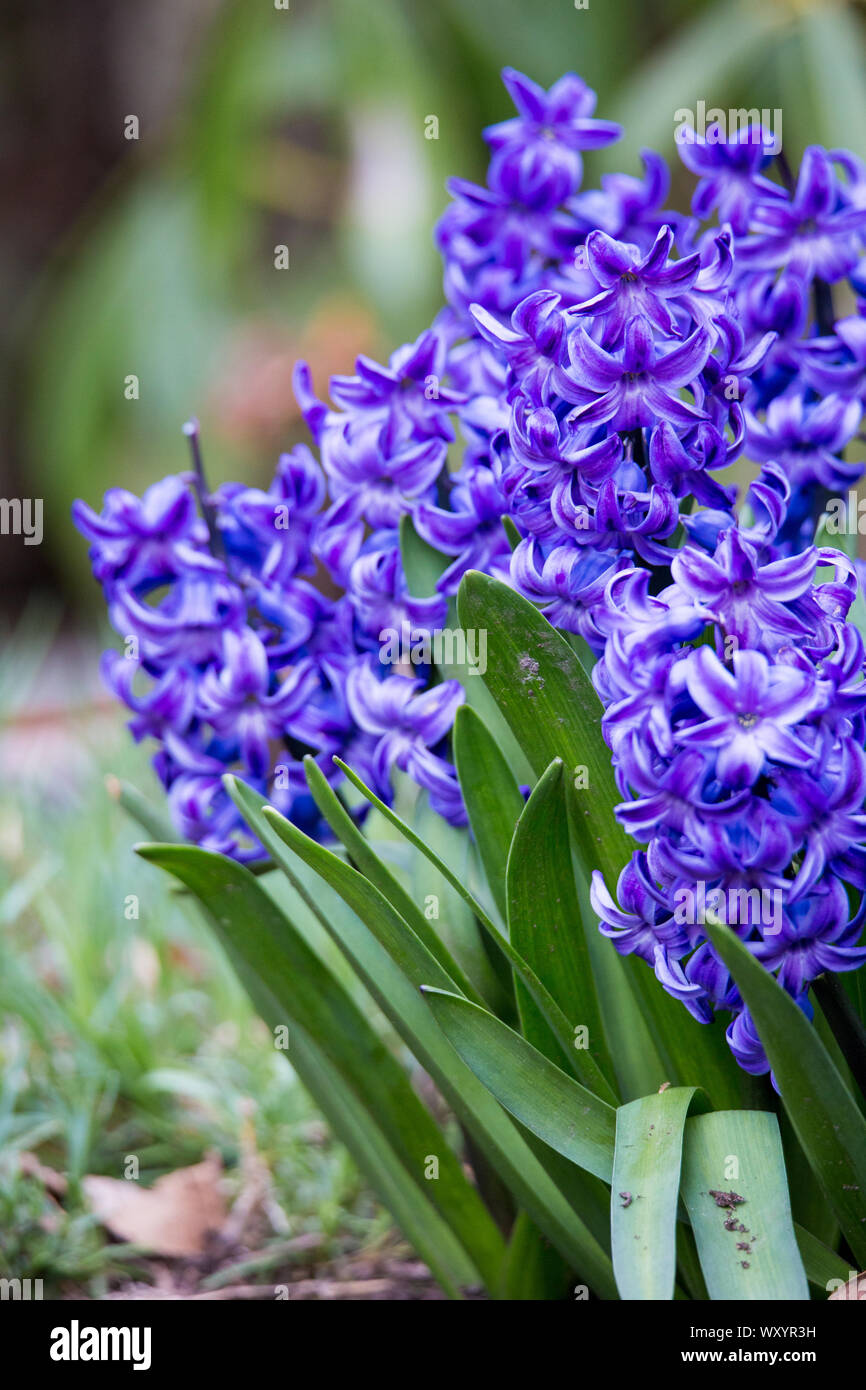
[801,313,866,397]
[671,530,818,647]
[570,225,701,343]
[511,538,630,643]
[557,316,711,430]
[754,878,866,996]
[746,392,863,492]
[483,68,621,210]
[739,146,866,281]
[590,856,689,966]
[769,741,866,900]
[726,1007,770,1076]
[413,466,512,594]
[197,628,320,779]
[346,657,465,811]
[348,540,447,645]
[470,290,569,392]
[647,422,736,511]
[571,148,674,244]
[72,475,207,592]
[679,647,821,788]
[321,416,447,532]
[101,651,197,740]
[109,559,247,669]
[677,123,784,235]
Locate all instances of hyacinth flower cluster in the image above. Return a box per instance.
[589,502,866,1076]
[76,66,866,1073]
[73,429,469,860]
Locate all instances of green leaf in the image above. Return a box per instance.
[107,776,180,844]
[335,756,600,1088]
[507,760,617,1102]
[135,841,501,1294]
[611,1087,704,1301]
[457,570,747,1108]
[501,1209,571,1301]
[296,756,484,1005]
[256,807,617,1294]
[399,512,449,599]
[422,987,615,1184]
[793,1223,850,1296]
[452,704,524,923]
[705,918,866,1266]
[680,1110,809,1301]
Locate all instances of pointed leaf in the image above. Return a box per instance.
[422,987,615,1183]
[507,759,617,1101]
[256,805,617,1294]
[135,841,500,1293]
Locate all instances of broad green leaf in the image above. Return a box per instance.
[507,760,617,1102]
[287,1032,481,1299]
[611,1087,704,1301]
[458,570,747,1107]
[422,987,615,1184]
[456,570,627,879]
[296,756,484,1005]
[680,1110,809,1301]
[335,756,599,1088]
[452,703,524,924]
[135,841,500,1293]
[705,919,866,1266]
[398,514,532,783]
[256,806,617,1294]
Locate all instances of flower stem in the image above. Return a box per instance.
[812,278,835,337]
[183,417,226,562]
[813,971,866,1100]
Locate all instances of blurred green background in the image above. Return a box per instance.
[1,0,865,1294]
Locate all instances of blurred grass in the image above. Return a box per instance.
[0,614,390,1294]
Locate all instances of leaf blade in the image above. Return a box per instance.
[680,1110,809,1302]
[611,1087,700,1301]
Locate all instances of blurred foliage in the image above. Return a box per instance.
[0,613,389,1292]
[20,0,866,601]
